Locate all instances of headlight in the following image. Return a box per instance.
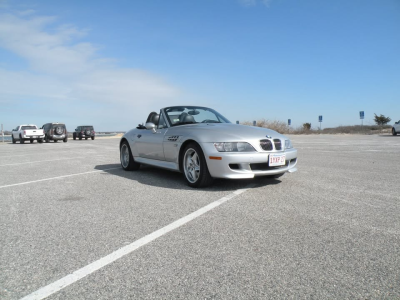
[214,142,256,152]
[285,139,293,149]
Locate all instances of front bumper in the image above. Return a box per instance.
[202,143,298,179]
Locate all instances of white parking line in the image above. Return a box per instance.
[0,157,76,167]
[0,155,111,167]
[0,167,121,189]
[20,184,254,300]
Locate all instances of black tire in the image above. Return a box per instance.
[63,137,68,142]
[85,137,88,140]
[54,140,58,143]
[182,143,213,188]
[20,135,24,144]
[392,128,397,136]
[73,133,76,140]
[55,126,63,135]
[45,135,50,143]
[79,135,82,140]
[30,140,33,143]
[91,136,95,140]
[38,139,43,143]
[12,135,16,144]
[120,141,140,171]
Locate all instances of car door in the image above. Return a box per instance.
[12,127,19,139]
[136,128,167,160]
[395,121,400,132]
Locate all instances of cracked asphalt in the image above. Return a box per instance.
[0,134,399,299]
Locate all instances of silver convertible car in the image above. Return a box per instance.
[120,106,297,187]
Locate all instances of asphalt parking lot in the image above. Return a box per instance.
[1,135,399,299]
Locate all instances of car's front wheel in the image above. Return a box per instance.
[182,143,213,188]
[20,135,24,144]
[392,128,397,136]
[12,135,16,144]
[120,141,140,171]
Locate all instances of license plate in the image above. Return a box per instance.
[269,153,286,166]
[32,136,37,138]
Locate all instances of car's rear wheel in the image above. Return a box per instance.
[85,137,88,140]
[54,140,58,143]
[45,135,50,143]
[30,140,33,143]
[182,143,213,188]
[63,137,68,142]
[392,128,397,136]
[79,135,82,140]
[38,139,43,143]
[91,136,95,140]
[20,135,24,144]
[120,141,140,171]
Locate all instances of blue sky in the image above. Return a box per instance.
[0,0,399,131]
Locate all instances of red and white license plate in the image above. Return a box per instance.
[269,153,286,166]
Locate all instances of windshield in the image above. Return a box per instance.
[21,126,37,130]
[164,106,230,127]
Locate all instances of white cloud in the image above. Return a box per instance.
[0,10,181,129]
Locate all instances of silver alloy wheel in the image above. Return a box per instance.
[184,148,200,183]
[121,144,130,168]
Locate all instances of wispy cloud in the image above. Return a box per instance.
[0,9,181,128]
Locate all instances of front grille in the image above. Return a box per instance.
[250,161,289,171]
[260,139,273,151]
[274,139,282,150]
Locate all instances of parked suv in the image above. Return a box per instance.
[41,123,68,143]
[73,126,95,140]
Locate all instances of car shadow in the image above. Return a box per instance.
[378,135,400,138]
[94,163,282,191]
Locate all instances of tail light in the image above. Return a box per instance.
[92,130,95,134]
[24,130,26,134]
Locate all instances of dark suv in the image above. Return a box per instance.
[73,126,95,140]
[41,123,68,143]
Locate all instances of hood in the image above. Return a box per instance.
[168,123,287,142]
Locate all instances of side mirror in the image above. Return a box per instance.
[145,122,156,133]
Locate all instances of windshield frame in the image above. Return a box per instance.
[162,106,231,127]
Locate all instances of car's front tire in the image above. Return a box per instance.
[20,135,24,144]
[120,141,140,171]
[182,143,213,188]
[392,128,397,136]
[12,135,16,144]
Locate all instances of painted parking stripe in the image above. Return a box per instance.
[0,155,111,167]
[20,185,254,300]
[0,167,121,189]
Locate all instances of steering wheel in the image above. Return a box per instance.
[201,119,218,123]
